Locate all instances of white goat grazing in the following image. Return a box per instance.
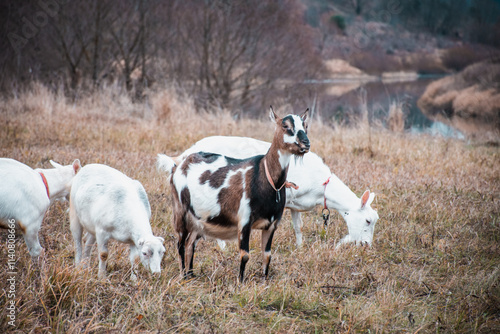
[0,158,81,257]
[167,108,310,282]
[69,164,165,280]
[158,136,379,248]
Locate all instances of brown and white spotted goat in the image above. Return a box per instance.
[169,107,310,282]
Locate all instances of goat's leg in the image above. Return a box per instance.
[83,232,96,266]
[96,231,110,279]
[22,217,43,258]
[174,210,188,277]
[238,224,252,283]
[129,244,139,281]
[261,226,276,278]
[290,210,303,247]
[177,232,187,276]
[185,231,198,278]
[69,205,83,266]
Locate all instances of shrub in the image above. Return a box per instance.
[331,15,346,31]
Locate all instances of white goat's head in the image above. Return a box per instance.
[138,236,165,274]
[339,190,379,247]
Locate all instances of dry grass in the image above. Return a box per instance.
[1,83,499,333]
[387,101,405,133]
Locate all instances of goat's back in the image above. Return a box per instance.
[0,158,49,226]
[71,164,151,230]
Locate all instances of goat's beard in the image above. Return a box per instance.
[294,154,305,165]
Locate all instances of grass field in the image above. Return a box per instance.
[1,84,499,333]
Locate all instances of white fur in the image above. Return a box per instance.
[69,163,165,280]
[0,158,81,257]
[283,115,306,145]
[158,136,379,247]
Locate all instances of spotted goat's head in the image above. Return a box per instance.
[270,106,310,157]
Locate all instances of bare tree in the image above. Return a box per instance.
[169,0,321,112]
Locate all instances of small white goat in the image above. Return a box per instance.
[0,158,81,257]
[158,136,379,248]
[69,163,165,280]
[167,108,310,282]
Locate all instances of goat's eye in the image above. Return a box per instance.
[366,220,371,225]
[142,252,148,256]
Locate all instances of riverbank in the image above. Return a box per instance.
[418,57,500,141]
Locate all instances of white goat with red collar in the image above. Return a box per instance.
[167,108,310,282]
[0,158,81,257]
[158,136,379,248]
[69,163,165,280]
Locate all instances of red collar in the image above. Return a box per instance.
[322,177,331,209]
[263,158,299,203]
[39,172,50,199]
[263,158,287,193]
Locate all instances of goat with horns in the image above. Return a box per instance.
[168,107,310,282]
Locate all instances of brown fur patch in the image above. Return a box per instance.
[0,219,9,229]
[17,221,27,235]
[181,153,219,176]
[100,252,108,262]
[169,182,184,234]
[219,172,243,213]
[206,171,245,229]
[199,170,211,184]
[252,218,272,230]
[202,223,238,240]
[263,253,271,267]
[200,160,252,189]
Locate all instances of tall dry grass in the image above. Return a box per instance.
[1,83,499,333]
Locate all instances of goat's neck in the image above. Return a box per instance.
[38,168,69,203]
[264,142,291,185]
[325,175,361,212]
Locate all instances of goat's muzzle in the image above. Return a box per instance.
[296,131,310,153]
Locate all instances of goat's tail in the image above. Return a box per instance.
[156,154,179,176]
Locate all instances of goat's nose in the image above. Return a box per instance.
[300,136,310,150]
[302,137,310,149]
[297,130,310,147]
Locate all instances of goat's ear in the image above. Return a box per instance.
[368,192,376,206]
[361,190,370,209]
[138,238,145,247]
[269,105,279,124]
[156,236,165,243]
[72,159,81,174]
[50,160,63,168]
[301,108,309,122]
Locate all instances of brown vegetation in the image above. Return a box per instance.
[1,85,499,332]
[387,100,405,133]
[418,57,500,140]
